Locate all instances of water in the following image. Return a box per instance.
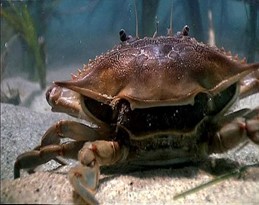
[1,0,258,86]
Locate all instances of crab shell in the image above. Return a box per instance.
[51,34,258,129]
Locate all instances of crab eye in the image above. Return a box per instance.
[82,96,114,123]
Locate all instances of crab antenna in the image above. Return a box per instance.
[167,0,174,36]
[134,0,139,38]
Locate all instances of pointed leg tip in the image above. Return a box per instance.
[68,164,100,205]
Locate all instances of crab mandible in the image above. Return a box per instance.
[14,26,259,204]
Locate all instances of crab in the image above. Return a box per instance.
[14,26,259,204]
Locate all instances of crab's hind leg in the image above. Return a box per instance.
[209,107,259,154]
[69,140,128,205]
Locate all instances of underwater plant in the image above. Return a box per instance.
[1,0,46,89]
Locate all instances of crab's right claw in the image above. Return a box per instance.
[68,163,100,205]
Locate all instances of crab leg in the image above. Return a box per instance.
[30,120,105,168]
[69,163,100,205]
[40,120,103,147]
[14,139,128,204]
[14,141,85,178]
[209,107,259,153]
[69,140,128,205]
[240,69,259,99]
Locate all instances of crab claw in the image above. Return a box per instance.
[68,163,100,205]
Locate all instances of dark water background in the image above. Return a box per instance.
[1,0,259,88]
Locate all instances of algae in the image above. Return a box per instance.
[1,1,46,89]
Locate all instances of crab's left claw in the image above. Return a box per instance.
[68,140,128,204]
[69,163,100,205]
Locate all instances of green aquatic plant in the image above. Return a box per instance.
[1,1,46,89]
[174,163,259,200]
